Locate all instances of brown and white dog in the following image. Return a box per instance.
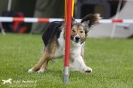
[28,14,100,73]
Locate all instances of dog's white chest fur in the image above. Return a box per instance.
[54,30,65,57]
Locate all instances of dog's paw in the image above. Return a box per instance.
[83,66,92,73]
[37,68,45,73]
[28,68,34,73]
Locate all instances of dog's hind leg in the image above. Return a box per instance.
[37,59,49,73]
[28,50,50,73]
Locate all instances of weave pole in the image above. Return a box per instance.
[65,0,74,19]
[63,0,72,84]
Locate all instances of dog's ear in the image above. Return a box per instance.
[72,17,77,24]
[81,13,101,28]
[81,21,90,34]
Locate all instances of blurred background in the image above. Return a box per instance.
[0,0,133,38]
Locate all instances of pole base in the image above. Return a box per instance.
[63,67,69,84]
[63,74,69,84]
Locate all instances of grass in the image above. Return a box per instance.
[0,33,133,88]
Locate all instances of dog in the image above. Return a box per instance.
[2,78,12,84]
[28,14,100,73]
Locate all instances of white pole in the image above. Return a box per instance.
[0,0,11,35]
[0,23,6,35]
[111,0,122,38]
[7,0,12,11]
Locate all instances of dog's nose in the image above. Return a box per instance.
[75,36,80,41]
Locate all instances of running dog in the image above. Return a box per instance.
[2,78,12,84]
[28,14,100,73]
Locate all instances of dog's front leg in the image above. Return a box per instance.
[70,55,92,73]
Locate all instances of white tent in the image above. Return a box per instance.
[88,2,133,38]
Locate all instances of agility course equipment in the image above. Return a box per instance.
[63,0,72,84]
[1,17,133,23]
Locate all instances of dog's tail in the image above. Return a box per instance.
[81,13,101,27]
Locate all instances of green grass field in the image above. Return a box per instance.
[0,33,133,88]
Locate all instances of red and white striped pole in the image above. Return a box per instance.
[1,17,133,23]
[63,0,72,84]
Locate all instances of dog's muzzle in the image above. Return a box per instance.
[74,35,80,43]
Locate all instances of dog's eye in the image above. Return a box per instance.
[80,31,83,33]
[72,30,76,32]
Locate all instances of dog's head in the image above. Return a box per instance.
[9,78,12,80]
[70,14,100,45]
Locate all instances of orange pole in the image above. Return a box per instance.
[65,0,74,20]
